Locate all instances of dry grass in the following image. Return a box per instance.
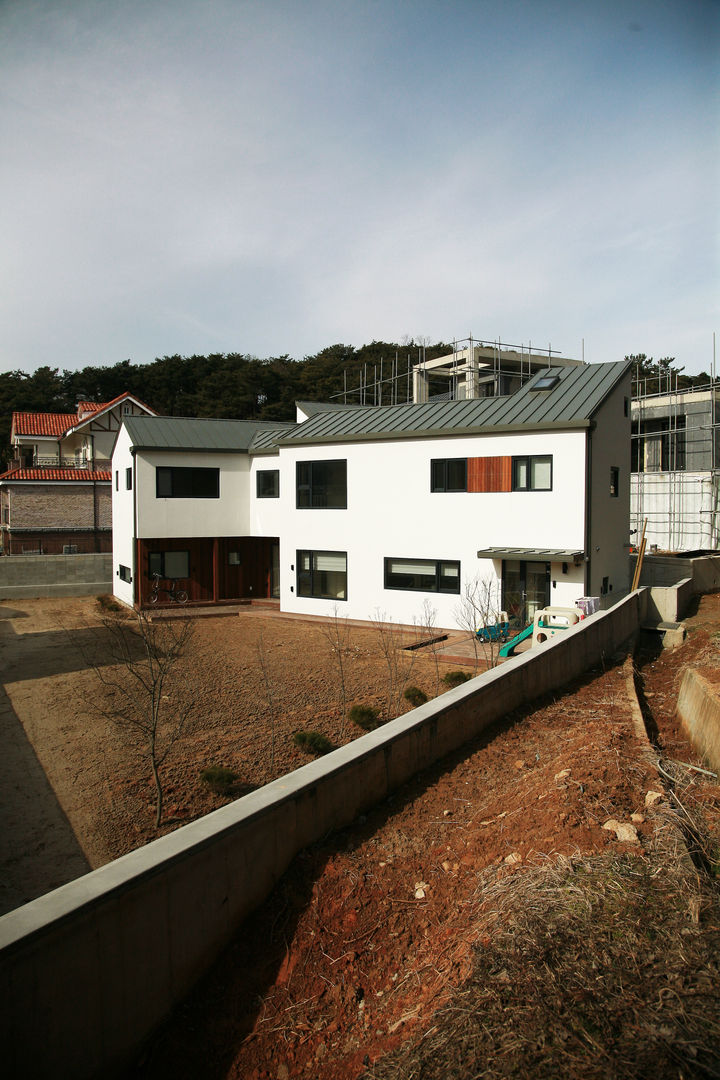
[367,832,720,1080]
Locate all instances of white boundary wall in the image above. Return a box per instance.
[0,590,643,1079]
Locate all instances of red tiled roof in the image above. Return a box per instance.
[76,401,106,418]
[0,467,111,482]
[12,393,158,439]
[12,412,78,437]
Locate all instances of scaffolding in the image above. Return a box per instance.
[332,335,575,407]
[631,350,720,553]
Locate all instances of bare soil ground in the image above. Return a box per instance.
[0,599,478,907]
[1,595,719,1077]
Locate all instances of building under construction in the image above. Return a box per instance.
[631,367,719,554]
[336,336,718,555]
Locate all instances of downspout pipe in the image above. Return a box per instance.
[584,424,593,597]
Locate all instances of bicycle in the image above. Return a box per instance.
[149,571,189,605]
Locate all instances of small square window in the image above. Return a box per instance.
[256,469,279,498]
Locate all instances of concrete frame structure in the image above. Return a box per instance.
[412,339,583,404]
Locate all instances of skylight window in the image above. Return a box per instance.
[533,373,560,391]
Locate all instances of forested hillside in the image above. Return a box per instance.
[0,341,449,467]
[1,346,707,470]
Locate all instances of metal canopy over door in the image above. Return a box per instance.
[502,559,550,627]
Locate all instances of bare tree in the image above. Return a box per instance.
[417,599,442,697]
[255,630,277,774]
[319,604,352,739]
[454,575,507,670]
[90,610,197,828]
[371,609,419,720]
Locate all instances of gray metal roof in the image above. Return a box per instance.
[296,400,368,416]
[277,361,631,447]
[476,547,585,561]
[123,415,295,453]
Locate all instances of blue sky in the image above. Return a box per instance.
[1,0,718,376]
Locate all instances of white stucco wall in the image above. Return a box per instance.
[135,451,250,538]
[111,426,136,607]
[270,429,589,628]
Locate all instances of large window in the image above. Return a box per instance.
[297,550,347,599]
[296,460,347,508]
[384,557,461,594]
[632,418,686,472]
[256,469,279,498]
[156,466,219,498]
[431,458,467,492]
[148,550,190,579]
[512,455,552,491]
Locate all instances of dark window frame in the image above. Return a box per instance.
[430,458,467,492]
[384,557,461,594]
[156,466,219,499]
[125,467,132,490]
[511,455,553,492]
[256,469,280,498]
[148,549,190,579]
[296,549,348,600]
[118,564,132,583]
[296,459,347,509]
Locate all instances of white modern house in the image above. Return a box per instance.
[111,361,632,630]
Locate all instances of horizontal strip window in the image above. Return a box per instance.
[297,460,347,508]
[385,557,461,594]
[297,549,347,600]
[256,469,279,498]
[511,455,552,491]
[430,458,467,492]
[156,466,219,499]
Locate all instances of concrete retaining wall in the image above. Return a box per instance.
[0,590,643,1079]
[644,577,694,624]
[632,552,720,593]
[676,668,720,774]
[0,553,112,598]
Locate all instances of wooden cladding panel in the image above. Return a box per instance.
[468,456,512,493]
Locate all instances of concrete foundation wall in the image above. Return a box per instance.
[0,590,642,1079]
[632,552,720,593]
[676,668,720,774]
[0,553,112,598]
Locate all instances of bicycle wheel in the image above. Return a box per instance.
[149,590,159,605]
[175,589,189,605]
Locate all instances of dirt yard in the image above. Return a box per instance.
[1,595,719,1077]
[0,598,477,909]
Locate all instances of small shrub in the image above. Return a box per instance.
[442,670,471,688]
[404,685,428,707]
[97,594,122,613]
[293,730,334,756]
[349,704,380,731]
[200,765,239,794]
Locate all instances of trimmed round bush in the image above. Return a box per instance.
[293,730,334,756]
[349,704,380,731]
[442,670,471,689]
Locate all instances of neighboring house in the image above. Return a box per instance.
[631,385,720,553]
[112,361,632,629]
[0,393,156,555]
